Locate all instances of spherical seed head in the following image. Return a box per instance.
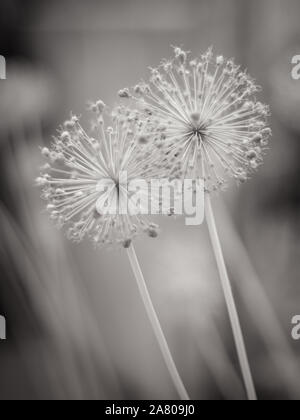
[128,47,271,192]
[37,105,163,248]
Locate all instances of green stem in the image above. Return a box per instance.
[127,244,190,401]
[205,195,257,401]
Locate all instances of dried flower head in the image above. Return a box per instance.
[122,47,271,192]
[37,104,161,248]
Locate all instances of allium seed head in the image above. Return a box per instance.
[125,47,271,192]
[37,105,162,248]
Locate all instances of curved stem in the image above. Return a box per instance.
[127,244,190,401]
[205,195,257,401]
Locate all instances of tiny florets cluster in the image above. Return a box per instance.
[121,47,272,192]
[37,104,162,248]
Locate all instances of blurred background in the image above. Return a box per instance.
[0,0,300,400]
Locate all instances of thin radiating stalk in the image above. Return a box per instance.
[205,195,257,401]
[127,245,190,401]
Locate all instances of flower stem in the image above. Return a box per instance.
[205,195,257,401]
[126,244,190,401]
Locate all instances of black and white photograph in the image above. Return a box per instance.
[0,0,300,404]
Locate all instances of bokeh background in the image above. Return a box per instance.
[0,0,300,400]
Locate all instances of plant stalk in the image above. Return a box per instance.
[205,195,257,401]
[127,244,190,401]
